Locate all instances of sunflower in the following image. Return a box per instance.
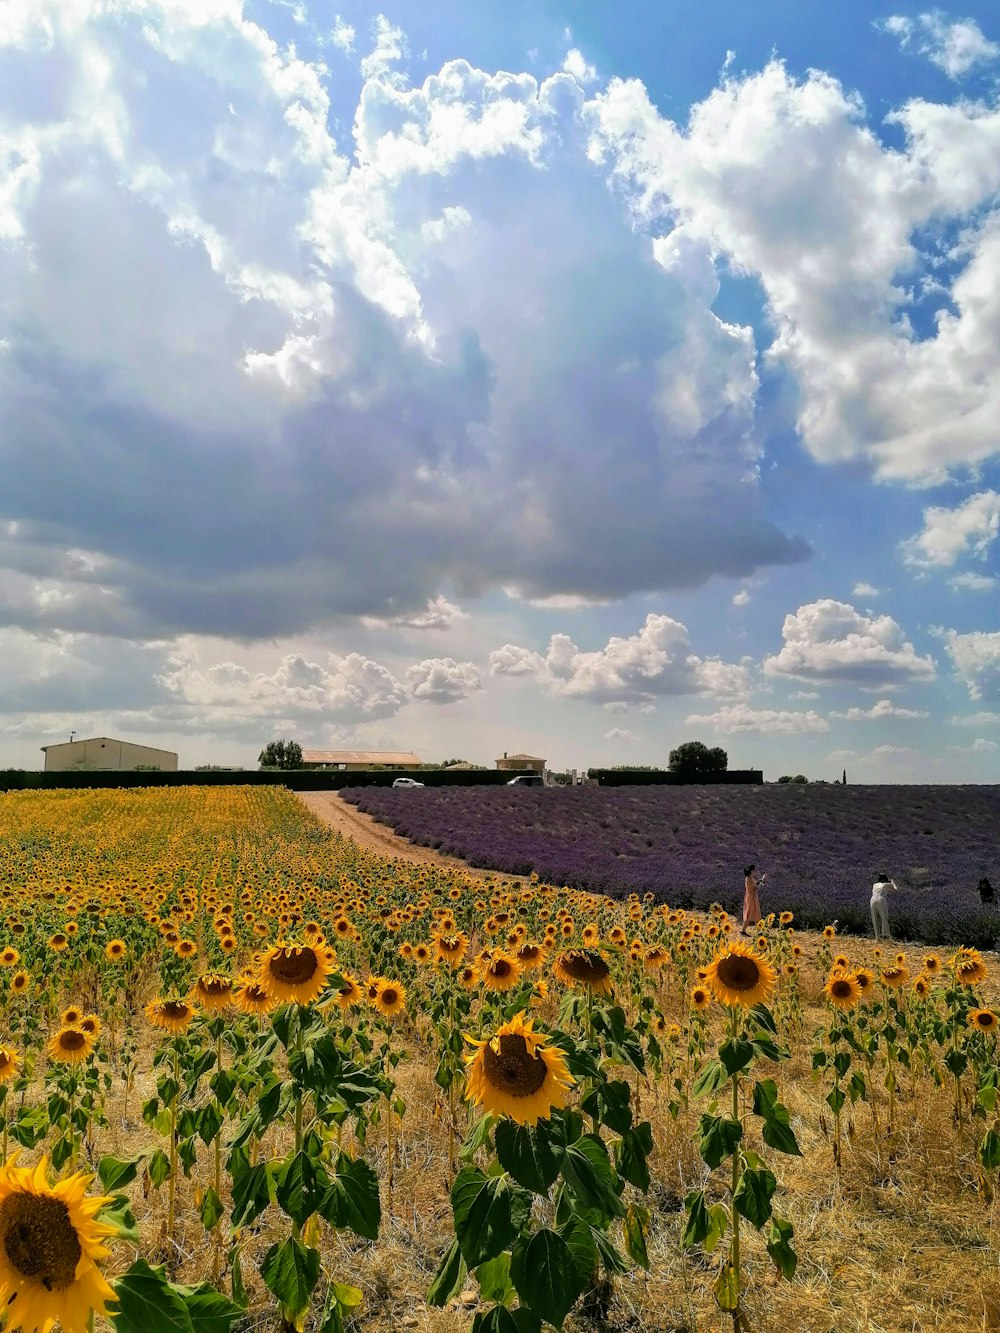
[783,963,797,978]
[48,934,68,952]
[11,971,30,999]
[880,964,909,988]
[854,967,874,993]
[691,985,711,1011]
[61,1008,84,1028]
[0,1048,19,1085]
[258,944,333,1005]
[48,1028,94,1065]
[553,950,613,996]
[779,911,794,925]
[833,954,850,971]
[823,925,837,940]
[458,965,479,990]
[824,972,861,1010]
[104,940,127,962]
[952,948,988,987]
[78,1015,101,1038]
[434,932,468,966]
[0,1155,118,1333]
[480,952,522,992]
[912,976,930,998]
[190,975,233,1013]
[373,980,406,1018]
[146,998,196,1033]
[413,944,432,966]
[234,977,275,1016]
[464,1011,574,1125]
[175,940,198,959]
[332,974,363,1010]
[643,945,670,973]
[704,941,776,1008]
[0,949,18,968]
[968,1008,999,1033]
[923,954,941,975]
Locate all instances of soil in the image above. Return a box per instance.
[296,791,531,883]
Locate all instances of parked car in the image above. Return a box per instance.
[392,777,425,788]
[507,774,543,787]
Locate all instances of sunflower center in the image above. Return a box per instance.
[715,956,762,992]
[201,980,229,997]
[162,1002,190,1019]
[58,1030,87,1052]
[268,949,318,985]
[0,1194,81,1291]
[831,980,853,998]
[381,988,399,1006]
[560,952,610,984]
[483,1034,549,1098]
[491,961,512,979]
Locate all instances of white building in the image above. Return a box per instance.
[41,737,179,773]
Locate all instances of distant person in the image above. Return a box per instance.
[870,872,899,941]
[742,864,765,935]
[979,877,996,906]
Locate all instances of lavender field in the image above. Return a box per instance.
[342,783,1000,947]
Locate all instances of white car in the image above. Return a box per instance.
[392,777,424,788]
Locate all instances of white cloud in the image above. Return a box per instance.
[949,571,998,592]
[862,744,914,761]
[404,657,481,704]
[490,613,749,706]
[732,589,750,607]
[603,727,636,741]
[684,704,829,734]
[972,737,999,752]
[586,60,1000,483]
[880,13,1000,79]
[563,49,598,85]
[939,628,1000,699]
[790,690,820,699]
[331,15,355,53]
[764,600,936,685]
[831,698,929,720]
[362,596,468,631]
[901,490,1000,567]
[853,582,880,598]
[950,711,1000,726]
[359,14,408,86]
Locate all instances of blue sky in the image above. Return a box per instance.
[0,0,998,777]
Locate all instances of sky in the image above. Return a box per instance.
[1,1,999,779]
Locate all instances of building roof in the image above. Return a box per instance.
[40,736,178,755]
[301,750,423,765]
[501,753,545,762]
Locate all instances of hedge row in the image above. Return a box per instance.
[0,769,535,792]
[587,769,764,787]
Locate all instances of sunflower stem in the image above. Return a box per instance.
[728,1005,742,1326]
[167,1043,179,1250]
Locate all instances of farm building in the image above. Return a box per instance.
[41,737,179,772]
[301,750,423,771]
[495,751,546,775]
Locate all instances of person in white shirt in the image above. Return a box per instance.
[870,872,899,940]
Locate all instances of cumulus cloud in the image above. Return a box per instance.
[950,572,997,591]
[862,744,914,762]
[880,13,1000,79]
[901,491,1000,568]
[586,60,1000,483]
[490,613,749,706]
[763,600,936,686]
[831,699,929,720]
[603,727,636,741]
[563,49,598,85]
[950,711,1000,726]
[853,582,880,598]
[404,657,481,703]
[939,628,1000,699]
[0,7,809,645]
[683,704,829,734]
[362,596,469,631]
[331,15,355,53]
[732,589,750,607]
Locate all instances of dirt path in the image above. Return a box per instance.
[296,790,530,883]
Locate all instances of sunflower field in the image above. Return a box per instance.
[1,785,1000,1333]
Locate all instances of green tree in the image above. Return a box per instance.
[668,741,728,775]
[258,740,304,770]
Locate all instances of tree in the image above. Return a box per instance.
[777,774,809,784]
[258,739,303,770]
[667,741,728,775]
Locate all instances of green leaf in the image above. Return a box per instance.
[99,1195,141,1243]
[766,1215,798,1280]
[750,1035,786,1063]
[99,1152,146,1192]
[198,1102,224,1147]
[318,1281,363,1333]
[229,1247,247,1309]
[559,1215,597,1288]
[171,1282,245,1333]
[579,1080,633,1135]
[681,1190,711,1248]
[719,1038,754,1077]
[561,1136,626,1220]
[318,1153,380,1240]
[945,1047,969,1078]
[259,1237,320,1321]
[733,1165,776,1230]
[230,1160,271,1229]
[199,1187,224,1232]
[471,1309,523,1333]
[427,1238,467,1307]
[704,1204,729,1255]
[697,1114,742,1171]
[623,1203,650,1269]
[475,1253,513,1304]
[275,1150,328,1226]
[614,1121,653,1193]
[110,1259,194,1333]
[827,1086,846,1116]
[833,1050,852,1078]
[147,1148,172,1189]
[750,1003,778,1035]
[691,1059,728,1098]
[451,1167,517,1268]
[980,1128,1000,1171]
[494,1119,561,1195]
[510,1228,584,1330]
